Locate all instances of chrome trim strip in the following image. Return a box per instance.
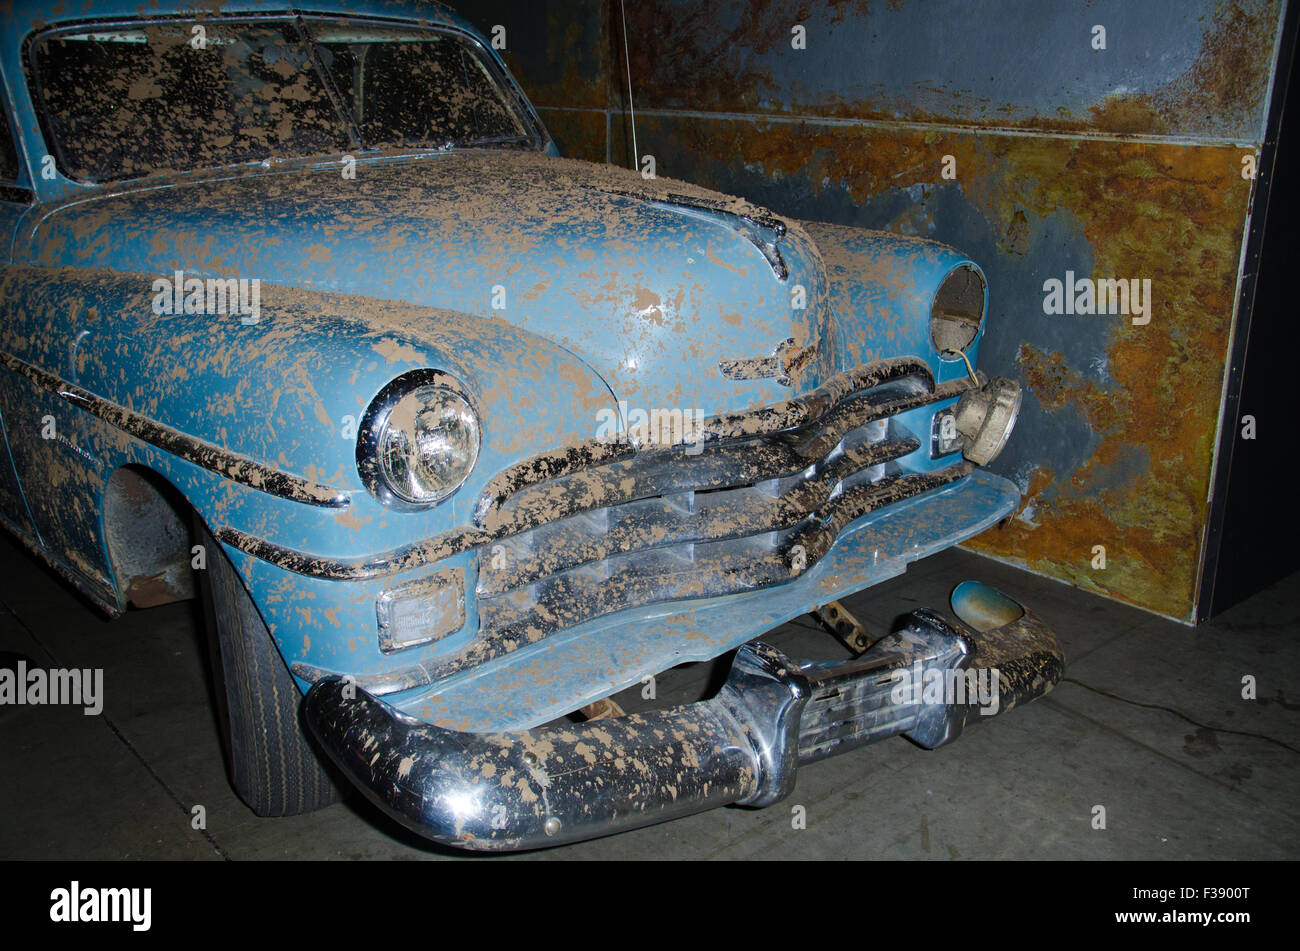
[216,523,485,581]
[0,350,351,508]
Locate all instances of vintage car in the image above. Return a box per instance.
[0,0,1062,850]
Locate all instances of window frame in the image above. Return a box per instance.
[0,92,32,205]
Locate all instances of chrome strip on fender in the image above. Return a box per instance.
[0,350,351,508]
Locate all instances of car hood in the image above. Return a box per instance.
[23,150,839,416]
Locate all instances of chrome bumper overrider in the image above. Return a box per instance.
[303,581,1062,851]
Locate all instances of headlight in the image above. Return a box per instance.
[953,377,1022,466]
[930,264,986,356]
[357,370,480,507]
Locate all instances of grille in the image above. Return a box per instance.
[468,358,978,665]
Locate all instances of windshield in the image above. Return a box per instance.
[31,16,535,183]
[308,20,529,150]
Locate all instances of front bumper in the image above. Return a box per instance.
[304,580,1062,851]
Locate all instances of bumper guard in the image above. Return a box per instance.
[303,580,1062,851]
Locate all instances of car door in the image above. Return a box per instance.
[0,96,38,538]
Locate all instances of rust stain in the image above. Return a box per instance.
[968,141,1250,620]
[617,0,1279,139]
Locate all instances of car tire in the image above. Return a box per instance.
[196,520,343,817]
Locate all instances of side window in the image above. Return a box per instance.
[0,105,20,185]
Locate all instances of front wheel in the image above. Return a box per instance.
[197,520,343,817]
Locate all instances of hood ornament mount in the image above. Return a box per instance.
[729,212,789,281]
[718,338,813,387]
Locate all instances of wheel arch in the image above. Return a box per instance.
[101,463,199,610]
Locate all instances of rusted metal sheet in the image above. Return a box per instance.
[453,0,1285,621]
[535,107,610,162]
[618,0,1284,143]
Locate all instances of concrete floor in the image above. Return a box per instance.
[1,532,1296,860]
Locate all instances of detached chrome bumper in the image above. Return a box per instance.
[303,581,1062,851]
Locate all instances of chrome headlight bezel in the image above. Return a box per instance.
[356,369,481,509]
